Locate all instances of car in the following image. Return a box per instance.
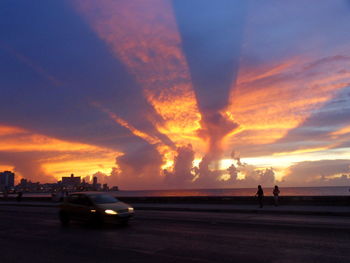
[59,192,134,226]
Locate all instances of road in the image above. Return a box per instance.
[0,206,349,263]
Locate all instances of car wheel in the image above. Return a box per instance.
[89,213,104,227]
[120,219,129,226]
[59,211,70,226]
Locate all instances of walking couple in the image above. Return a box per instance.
[255,185,280,208]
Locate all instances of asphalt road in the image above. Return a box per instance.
[0,206,349,263]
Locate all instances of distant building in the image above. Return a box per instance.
[110,186,119,191]
[61,174,81,190]
[11,172,115,193]
[93,176,98,190]
[0,171,15,189]
[102,184,109,191]
[16,178,28,191]
[20,178,28,186]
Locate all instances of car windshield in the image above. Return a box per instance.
[89,194,119,204]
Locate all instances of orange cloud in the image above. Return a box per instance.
[0,124,121,181]
[73,0,202,150]
[41,153,118,180]
[0,126,24,136]
[0,164,14,172]
[96,105,162,146]
[227,56,350,146]
[0,126,101,152]
[95,105,196,175]
[331,125,350,137]
[273,146,332,156]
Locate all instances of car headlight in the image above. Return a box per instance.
[128,207,134,212]
[105,209,118,215]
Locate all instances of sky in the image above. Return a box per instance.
[1,0,350,189]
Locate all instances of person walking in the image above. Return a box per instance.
[255,185,264,208]
[16,191,23,202]
[3,187,8,201]
[273,185,280,206]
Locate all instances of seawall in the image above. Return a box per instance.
[1,195,350,206]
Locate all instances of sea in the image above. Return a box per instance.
[22,186,350,197]
[113,186,350,197]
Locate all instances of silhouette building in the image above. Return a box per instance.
[61,174,81,189]
[0,171,15,189]
[92,176,102,190]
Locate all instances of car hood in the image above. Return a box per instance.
[96,201,131,211]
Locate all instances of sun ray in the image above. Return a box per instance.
[73,0,203,152]
[93,103,162,146]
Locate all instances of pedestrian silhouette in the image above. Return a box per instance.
[255,185,264,208]
[273,185,280,206]
[16,191,23,202]
[3,187,8,201]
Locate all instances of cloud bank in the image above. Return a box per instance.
[0,0,350,189]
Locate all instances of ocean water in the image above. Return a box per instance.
[114,186,350,197]
[21,186,350,197]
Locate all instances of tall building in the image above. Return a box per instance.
[0,171,15,189]
[92,176,98,190]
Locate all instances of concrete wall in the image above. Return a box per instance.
[117,196,350,206]
[1,195,350,206]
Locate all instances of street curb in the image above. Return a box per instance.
[0,203,57,208]
[134,206,350,217]
[0,202,349,217]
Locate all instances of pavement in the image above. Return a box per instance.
[1,206,350,263]
[0,200,349,216]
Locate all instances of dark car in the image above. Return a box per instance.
[59,192,134,226]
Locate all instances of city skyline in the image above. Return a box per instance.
[1,0,350,189]
[0,171,117,193]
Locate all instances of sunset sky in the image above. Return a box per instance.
[1,0,350,189]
